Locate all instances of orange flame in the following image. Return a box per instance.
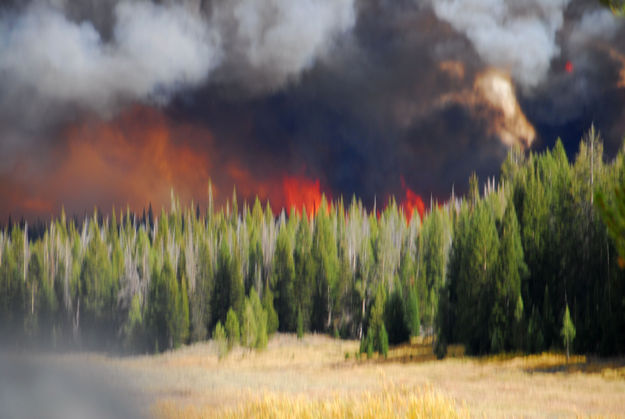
[282,176,324,216]
[0,106,216,220]
[400,176,425,221]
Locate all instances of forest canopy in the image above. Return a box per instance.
[1,127,625,356]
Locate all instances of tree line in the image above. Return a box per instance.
[1,128,624,356]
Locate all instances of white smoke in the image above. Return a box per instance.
[431,0,571,89]
[211,0,356,92]
[0,1,220,114]
[0,0,357,116]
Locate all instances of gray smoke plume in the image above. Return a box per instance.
[431,0,571,89]
[0,1,220,115]
[211,0,356,93]
[0,0,356,119]
[1,0,625,219]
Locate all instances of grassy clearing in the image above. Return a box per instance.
[56,334,625,418]
[154,384,468,419]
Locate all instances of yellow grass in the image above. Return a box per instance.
[154,384,468,419]
[50,334,625,418]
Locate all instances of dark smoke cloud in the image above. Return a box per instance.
[0,0,624,219]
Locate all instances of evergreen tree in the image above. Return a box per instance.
[273,227,295,331]
[491,202,527,351]
[294,212,315,333]
[123,294,143,352]
[147,260,176,351]
[262,287,279,335]
[225,308,240,349]
[361,286,388,358]
[452,201,500,354]
[384,285,410,345]
[176,252,190,345]
[311,199,339,332]
[421,209,448,329]
[405,286,420,338]
[250,288,268,349]
[79,219,115,347]
[561,304,576,362]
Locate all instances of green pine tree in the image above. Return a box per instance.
[225,308,240,349]
[561,304,576,362]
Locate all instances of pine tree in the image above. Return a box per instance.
[225,308,240,349]
[453,201,500,354]
[296,307,304,339]
[405,286,420,338]
[421,209,447,329]
[79,219,114,347]
[123,294,143,352]
[361,286,388,357]
[294,213,315,334]
[262,287,279,335]
[176,252,190,346]
[561,304,576,362]
[273,227,295,331]
[312,200,339,331]
[384,285,410,344]
[250,288,268,349]
[492,202,527,351]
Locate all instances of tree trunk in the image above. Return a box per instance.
[566,341,569,364]
[359,298,366,340]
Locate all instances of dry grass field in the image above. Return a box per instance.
[49,334,625,418]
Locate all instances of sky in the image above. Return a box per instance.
[0,0,624,221]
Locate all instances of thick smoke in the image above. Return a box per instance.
[431,0,571,89]
[0,0,356,117]
[211,0,356,93]
[0,1,220,115]
[0,0,624,219]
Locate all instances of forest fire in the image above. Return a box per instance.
[400,176,425,221]
[474,69,536,149]
[0,106,217,220]
[282,176,325,216]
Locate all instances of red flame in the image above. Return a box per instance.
[400,176,425,221]
[282,176,324,216]
[565,61,574,73]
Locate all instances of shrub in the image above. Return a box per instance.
[240,298,257,348]
[213,321,227,359]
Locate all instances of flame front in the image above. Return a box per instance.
[400,176,425,221]
[282,176,324,216]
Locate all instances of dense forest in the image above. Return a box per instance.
[1,128,625,357]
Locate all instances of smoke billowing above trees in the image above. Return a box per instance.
[0,0,624,220]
